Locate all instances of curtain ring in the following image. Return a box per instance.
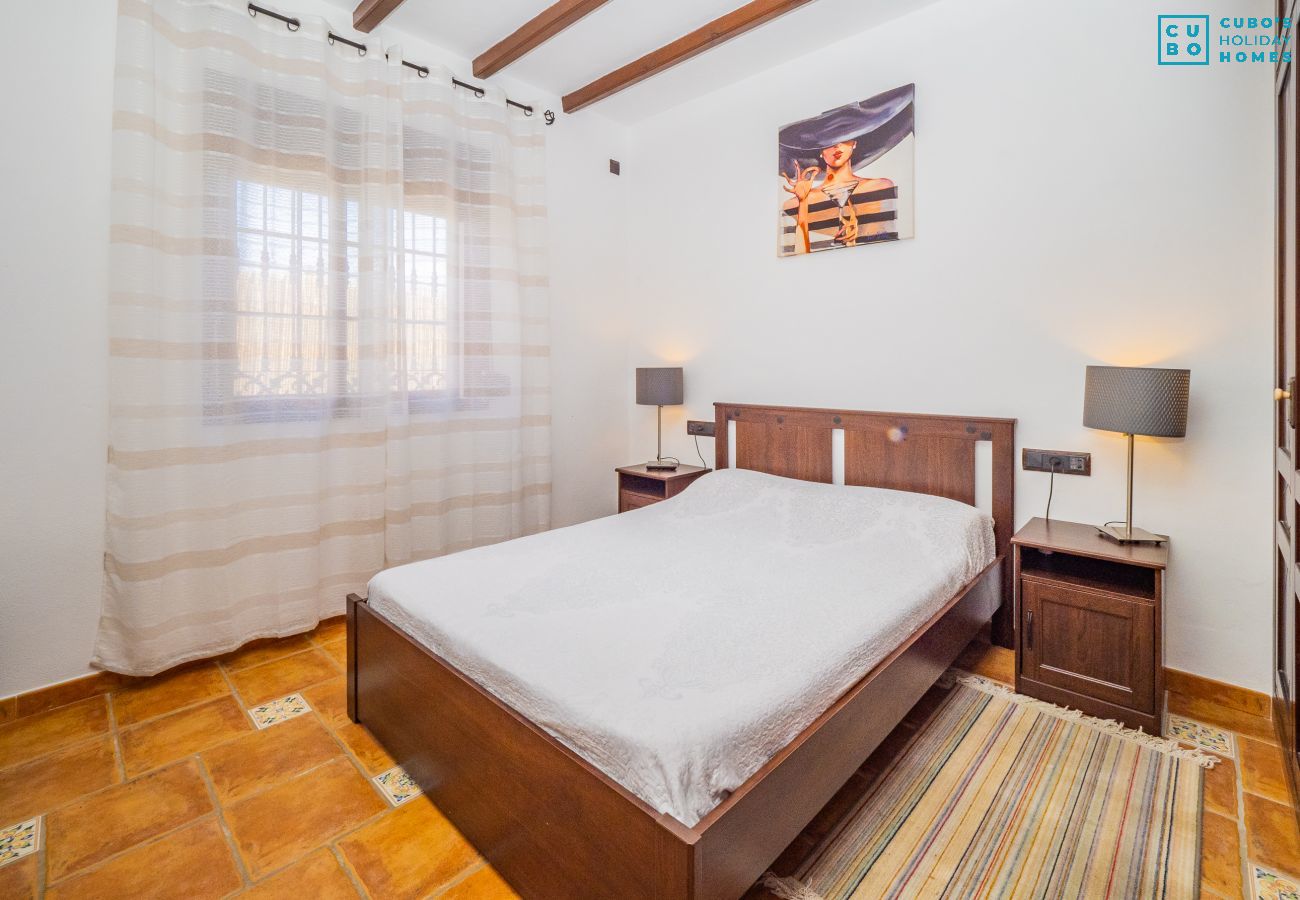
[327,34,335,45]
[474,88,486,99]
[418,68,428,78]
[287,19,299,31]
[358,46,367,56]
[523,106,534,117]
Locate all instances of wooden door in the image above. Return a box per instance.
[1020,578,1155,713]
[1274,1,1300,815]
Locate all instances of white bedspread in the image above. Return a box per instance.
[367,468,995,827]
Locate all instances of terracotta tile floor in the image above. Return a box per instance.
[0,620,507,899]
[0,628,1296,899]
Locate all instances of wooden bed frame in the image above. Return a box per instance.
[347,402,1015,900]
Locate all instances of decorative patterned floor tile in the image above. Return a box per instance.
[247,693,311,730]
[0,818,41,868]
[1165,713,1235,757]
[1255,864,1300,900]
[373,766,422,806]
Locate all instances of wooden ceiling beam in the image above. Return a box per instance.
[561,0,817,113]
[353,0,406,33]
[474,0,615,79]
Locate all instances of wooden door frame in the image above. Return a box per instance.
[1273,0,1300,819]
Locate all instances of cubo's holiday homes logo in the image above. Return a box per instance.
[1158,15,1209,64]
[1158,14,1293,65]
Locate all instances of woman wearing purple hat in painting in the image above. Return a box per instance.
[779,83,915,256]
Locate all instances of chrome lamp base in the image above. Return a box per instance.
[1096,523,1167,546]
[644,405,678,471]
[1095,432,1167,546]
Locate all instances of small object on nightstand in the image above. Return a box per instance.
[1012,517,1167,734]
[616,464,709,513]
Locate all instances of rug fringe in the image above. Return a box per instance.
[948,670,1219,769]
[762,873,827,900]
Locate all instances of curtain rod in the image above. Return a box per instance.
[247,3,556,125]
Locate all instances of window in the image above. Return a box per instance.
[199,73,509,423]
[233,182,356,401]
[398,210,451,396]
[226,182,454,418]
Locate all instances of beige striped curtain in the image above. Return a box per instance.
[96,0,550,675]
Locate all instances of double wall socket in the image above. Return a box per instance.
[1022,448,1091,475]
[686,420,716,437]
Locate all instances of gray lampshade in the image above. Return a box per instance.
[1083,365,1190,437]
[635,367,683,406]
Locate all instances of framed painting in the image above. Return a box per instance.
[778,84,915,256]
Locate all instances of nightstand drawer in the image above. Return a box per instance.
[1020,577,1155,714]
[619,490,659,513]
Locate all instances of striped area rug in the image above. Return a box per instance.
[766,673,1213,900]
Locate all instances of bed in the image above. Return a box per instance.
[347,402,1015,899]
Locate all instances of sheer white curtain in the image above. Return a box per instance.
[96,0,550,675]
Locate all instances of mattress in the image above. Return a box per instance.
[366,468,996,827]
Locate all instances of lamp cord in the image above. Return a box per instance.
[694,435,708,468]
[1045,457,1061,520]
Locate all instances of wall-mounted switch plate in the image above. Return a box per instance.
[687,420,716,437]
[1022,448,1091,476]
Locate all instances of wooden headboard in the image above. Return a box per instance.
[714,402,1016,644]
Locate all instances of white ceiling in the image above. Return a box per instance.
[383,0,936,123]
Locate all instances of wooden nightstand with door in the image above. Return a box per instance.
[1012,518,1168,734]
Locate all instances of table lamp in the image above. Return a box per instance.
[636,367,683,471]
[1083,365,1190,545]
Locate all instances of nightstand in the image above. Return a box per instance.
[616,464,710,513]
[1012,518,1168,734]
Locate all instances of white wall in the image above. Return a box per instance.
[623,0,1276,690]
[0,1,629,697]
[545,110,632,528]
[1,1,118,701]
